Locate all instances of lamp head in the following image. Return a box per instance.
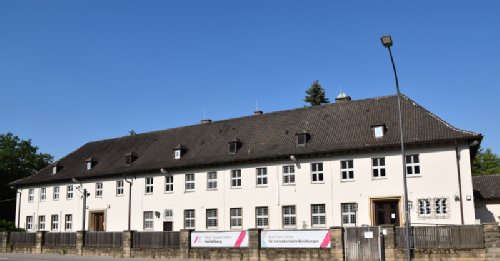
[71,178,79,183]
[380,35,393,48]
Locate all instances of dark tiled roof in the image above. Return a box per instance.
[473,174,500,199]
[11,94,482,186]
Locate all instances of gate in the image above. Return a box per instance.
[344,226,381,261]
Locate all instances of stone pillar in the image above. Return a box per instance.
[380,225,395,261]
[76,231,86,256]
[248,228,261,261]
[122,230,134,258]
[35,231,46,254]
[330,226,344,261]
[180,229,192,259]
[484,223,500,261]
[0,232,9,253]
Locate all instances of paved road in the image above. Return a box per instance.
[0,253,188,261]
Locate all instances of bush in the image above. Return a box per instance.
[0,219,25,232]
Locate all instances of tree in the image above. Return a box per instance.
[0,133,53,221]
[304,80,330,106]
[472,148,500,176]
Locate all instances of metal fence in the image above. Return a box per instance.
[85,232,122,248]
[43,232,76,247]
[395,225,484,249]
[133,231,180,249]
[9,232,36,246]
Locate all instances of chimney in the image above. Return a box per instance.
[254,110,263,115]
[201,119,212,124]
[335,92,351,103]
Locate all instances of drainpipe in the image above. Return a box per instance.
[124,175,134,231]
[17,190,22,228]
[455,140,464,225]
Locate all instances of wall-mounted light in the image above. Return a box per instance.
[107,204,111,209]
[290,155,296,162]
[155,211,161,218]
[466,195,472,201]
[454,194,460,202]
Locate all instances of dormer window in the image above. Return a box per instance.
[228,139,240,154]
[373,125,386,138]
[175,149,181,159]
[124,152,138,165]
[86,158,97,170]
[173,144,186,160]
[52,164,62,175]
[296,132,309,146]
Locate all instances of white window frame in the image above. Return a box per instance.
[256,168,268,186]
[165,175,174,192]
[231,169,242,188]
[184,209,195,229]
[418,198,431,217]
[206,209,218,229]
[207,172,217,190]
[26,216,33,231]
[174,149,181,159]
[311,204,326,227]
[185,174,195,191]
[282,165,295,185]
[406,154,421,175]
[230,208,243,229]
[255,206,269,229]
[51,215,59,231]
[341,203,357,226]
[435,197,449,217]
[38,215,46,231]
[311,163,324,183]
[66,185,73,200]
[373,125,385,138]
[145,177,154,194]
[282,205,296,228]
[143,211,154,230]
[95,182,103,198]
[28,189,34,203]
[53,186,60,201]
[65,214,72,231]
[341,160,354,181]
[372,157,386,178]
[116,180,124,196]
[40,187,46,202]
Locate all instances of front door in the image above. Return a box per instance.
[163,221,173,231]
[90,212,105,231]
[374,200,400,226]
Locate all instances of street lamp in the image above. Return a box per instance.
[72,178,89,231]
[380,35,412,261]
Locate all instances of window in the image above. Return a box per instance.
[26,216,33,231]
[311,163,324,183]
[40,188,46,201]
[435,198,448,216]
[207,172,217,190]
[341,203,357,226]
[145,177,154,194]
[341,160,354,180]
[283,165,295,184]
[95,182,103,197]
[206,209,218,229]
[185,174,195,191]
[256,168,268,186]
[66,185,73,199]
[418,199,431,217]
[230,208,242,229]
[28,189,34,202]
[296,133,308,146]
[116,180,124,196]
[53,186,60,200]
[143,211,154,230]
[373,125,385,138]
[228,141,239,154]
[372,158,386,178]
[184,209,195,229]
[86,161,92,170]
[255,207,269,228]
[282,205,296,228]
[52,166,58,175]
[406,154,421,175]
[38,216,46,230]
[231,169,242,188]
[174,149,181,159]
[65,214,72,231]
[165,175,174,192]
[51,215,59,231]
[311,204,326,227]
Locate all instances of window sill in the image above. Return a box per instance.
[282,183,296,186]
[184,190,195,193]
[340,179,356,183]
[116,194,124,197]
[207,188,218,191]
[145,193,153,196]
[372,177,388,180]
[406,174,422,178]
[311,181,325,184]
[231,187,242,189]
[164,191,174,194]
[256,185,268,188]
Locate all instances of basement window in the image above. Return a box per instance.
[296,132,309,146]
[373,125,385,138]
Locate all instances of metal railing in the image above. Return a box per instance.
[9,232,36,246]
[395,225,484,249]
[85,232,122,248]
[133,231,180,249]
[43,232,76,247]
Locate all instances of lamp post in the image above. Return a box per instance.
[380,35,412,261]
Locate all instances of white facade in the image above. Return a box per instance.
[16,144,476,232]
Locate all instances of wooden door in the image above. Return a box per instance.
[91,212,105,231]
[374,200,399,226]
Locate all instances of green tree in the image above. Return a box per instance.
[0,133,53,221]
[472,148,500,176]
[304,80,330,106]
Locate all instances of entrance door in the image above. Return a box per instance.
[90,212,105,231]
[374,200,400,226]
[163,221,173,231]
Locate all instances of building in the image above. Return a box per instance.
[473,174,500,223]
[10,94,483,232]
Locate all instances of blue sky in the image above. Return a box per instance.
[1,1,498,160]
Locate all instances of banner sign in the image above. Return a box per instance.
[191,231,248,248]
[261,230,331,248]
